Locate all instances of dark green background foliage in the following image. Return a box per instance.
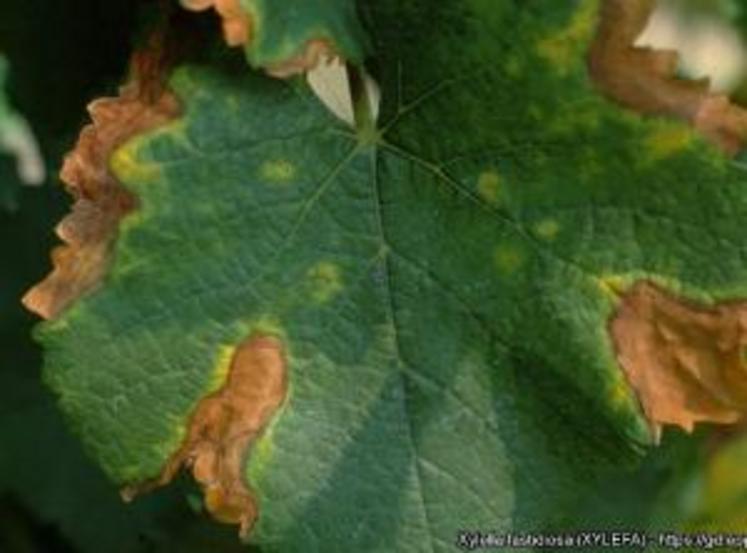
[2,1,747,552]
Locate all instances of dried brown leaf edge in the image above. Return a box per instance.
[179,0,338,77]
[23,56,288,536]
[591,0,747,439]
[590,0,747,154]
[22,81,179,319]
[611,283,747,441]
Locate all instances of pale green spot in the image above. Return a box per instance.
[504,56,522,78]
[595,271,724,307]
[308,261,344,303]
[227,96,240,111]
[208,344,238,393]
[533,218,560,240]
[548,105,601,135]
[494,244,525,274]
[528,104,543,122]
[642,123,696,163]
[607,378,633,411]
[260,159,297,184]
[536,0,599,75]
[111,121,188,186]
[111,144,163,184]
[477,171,502,205]
[596,275,624,300]
[579,147,604,181]
[247,416,282,485]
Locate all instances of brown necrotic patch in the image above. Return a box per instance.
[179,0,338,77]
[180,0,252,47]
[589,0,747,154]
[22,78,179,320]
[611,282,747,441]
[123,336,288,537]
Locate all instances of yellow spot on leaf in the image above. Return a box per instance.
[260,159,296,184]
[595,274,629,299]
[643,123,696,162]
[209,344,239,392]
[246,419,280,485]
[607,378,632,410]
[533,219,560,240]
[477,171,502,205]
[494,244,525,274]
[308,261,343,303]
[536,0,599,74]
[111,145,163,184]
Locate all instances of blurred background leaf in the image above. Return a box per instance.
[0,57,44,211]
[635,0,747,105]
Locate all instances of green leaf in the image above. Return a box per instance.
[34,0,747,549]
[243,0,368,68]
[0,55,14,209]
[0,56,43,211]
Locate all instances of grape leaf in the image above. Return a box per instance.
[30,0,747,550]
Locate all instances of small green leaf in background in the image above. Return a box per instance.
[685,432,747,531]
[0,56,44,211]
